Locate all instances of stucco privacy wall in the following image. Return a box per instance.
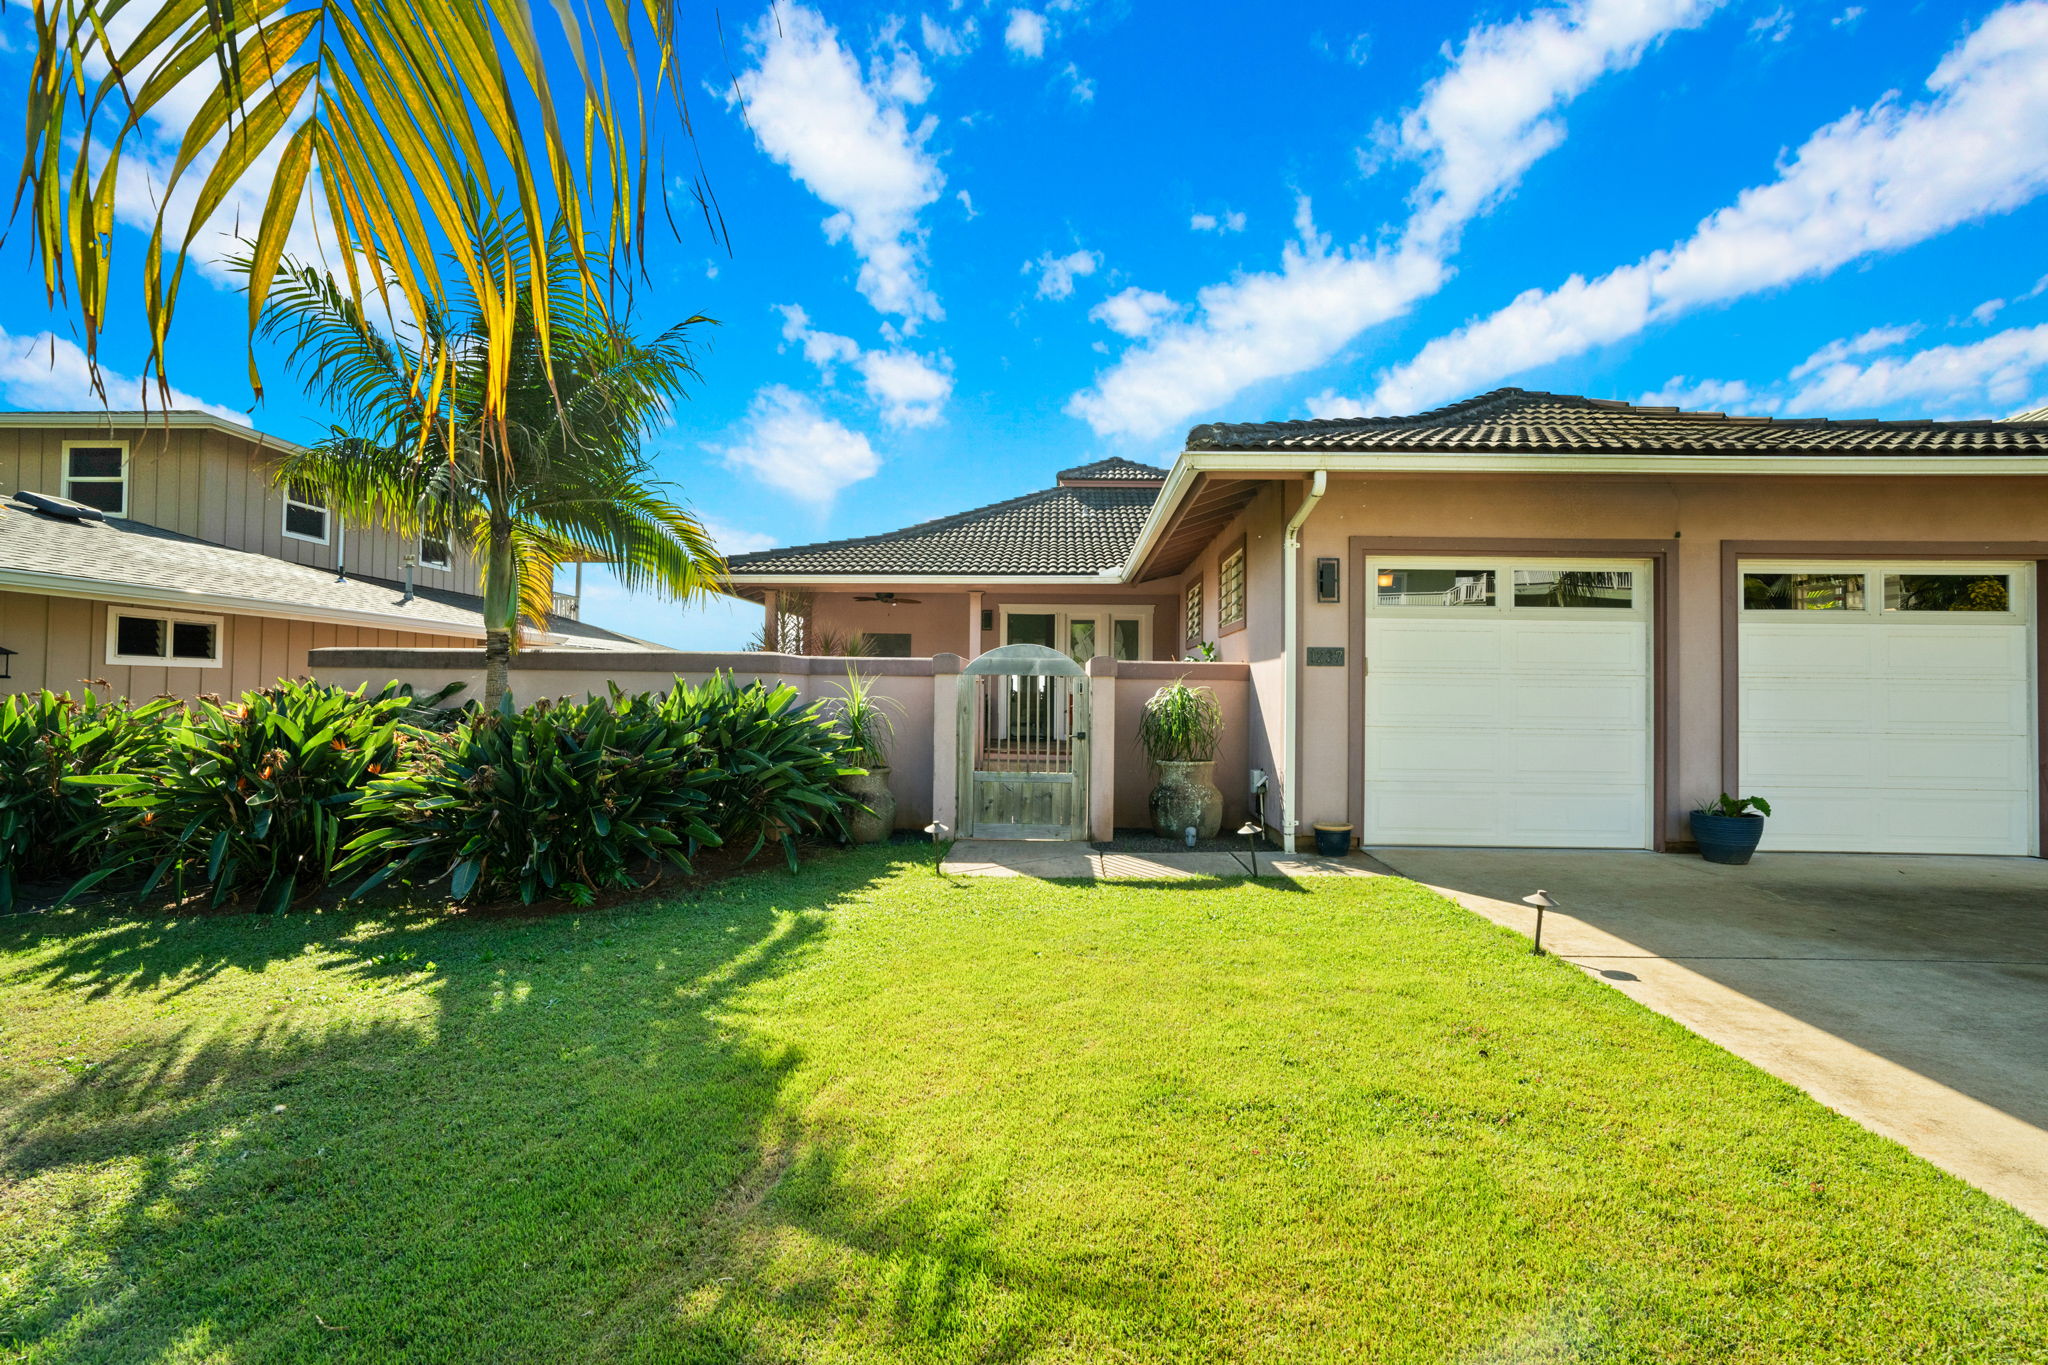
[309,649,1257,836]
[0,589,473,700]
[0,423,482,590]
[1276,472,2048,847]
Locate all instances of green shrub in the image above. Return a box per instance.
[73,680,415,912]
[0,690,176,911]
[1136,678,1224,764]
[657,673,863,868]
[341,690,725,905]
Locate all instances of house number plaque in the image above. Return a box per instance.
[1305,647,1345,667]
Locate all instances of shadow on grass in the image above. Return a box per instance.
[0,851,1166,1362]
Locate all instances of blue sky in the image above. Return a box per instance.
[6,0,2048,647]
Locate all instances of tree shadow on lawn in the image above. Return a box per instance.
[0,851,1160,1362]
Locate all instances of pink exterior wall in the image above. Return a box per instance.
[1110,661,1253,831]
[798,586,1184,659]
[1185,470,2048,847]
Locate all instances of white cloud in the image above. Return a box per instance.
[1071,0,1720,440]
[1788,324,1921,380]
[1090,287,1180,338]
[732,6,945,320]
[1369,3,2048,415]
[700,518,779,556]
[1190,209,1247,234]
[0,326,245,421]
[714,386,881,503]
[1634,376,1775,411]
[1061,61,1095,103]
[1027,248,1100,300]
[956,190,979,219]
[920,13,978,58]
[1833,6,1865,26]
[1972,298,2008,325]
[1749,6,1793,43]
[1005,9,1046,58]
[1784,322,2048,415]
[775,304,953,427]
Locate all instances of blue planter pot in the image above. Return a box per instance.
[1691,811,1765,865]
[1313,824,1353,857]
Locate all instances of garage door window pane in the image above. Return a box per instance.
[1884,573,2010,613]
[1743,572,1864,611]
[1377,567,1495,607]
[1514,569,1633,608]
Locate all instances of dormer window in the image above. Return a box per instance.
[418,534,451,570]
[63,442,127,515]
[282,482,330,543]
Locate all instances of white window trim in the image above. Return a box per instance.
[62,439,129,516]
[417,534,452,571]
[997,603,1154,660]
[105,605,225,668]
[281,485,331,545]
[1366,557,1653,619]
[1737,559,2030,622]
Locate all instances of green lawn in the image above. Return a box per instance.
[2,849,2043,1363]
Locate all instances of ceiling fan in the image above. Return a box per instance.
[852,591,922,605]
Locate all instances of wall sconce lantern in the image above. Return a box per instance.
[1377,570,1396,589]
[0,645,14,679]
[1315,557,1341,603]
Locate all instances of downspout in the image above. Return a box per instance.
[1280,470,1328,854]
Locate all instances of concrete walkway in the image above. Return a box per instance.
[1370,848,2048,1225]
[941,839,1386,879]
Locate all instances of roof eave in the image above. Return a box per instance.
[0,564,488,639]
[0,410,304,454]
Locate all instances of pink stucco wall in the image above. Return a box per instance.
[792,587,1184,660]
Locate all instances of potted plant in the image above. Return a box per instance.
[1691,793,1772,865]
[1137,679,1225,840]
[834,671,901,844]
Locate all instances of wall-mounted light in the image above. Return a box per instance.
[1315,557,1341,603]
[0,645,13,679]
[1377,570,1395,589]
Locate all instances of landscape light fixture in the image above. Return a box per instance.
[1237,820,1263,878]
[924,822,949,878]
[1521,890,1556,955]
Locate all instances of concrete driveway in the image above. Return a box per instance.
[1369,848,2048,1225]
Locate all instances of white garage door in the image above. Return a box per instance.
[1363,558,1653,848]
[1738,561,2037,855]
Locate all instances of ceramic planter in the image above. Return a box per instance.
[1150,759,1222,839]
[841,768,896,844]
[1691,811,1765,865]
[1313,823,1353,857]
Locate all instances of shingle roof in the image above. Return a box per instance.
[725,483,1160,577]
[0,498,645,648]
[1055,456,1168,483]
[1188,387,2048,454]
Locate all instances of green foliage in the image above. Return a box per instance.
[656,674,865,870]
[1137,679,1225,764]
[74,681,415,913]
[342,690,725,906]
[831,670,900,770]
[0,691,176,912]
[1699,792,1773,818]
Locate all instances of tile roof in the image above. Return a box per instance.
[1187,387,2048,454]
[725,483,1160,577]
[1055,456,1169,483]
[0,497,646,648]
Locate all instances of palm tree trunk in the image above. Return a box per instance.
[481,513,519,713]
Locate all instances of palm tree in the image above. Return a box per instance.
[254,220,723,710]
[17,0,706,422]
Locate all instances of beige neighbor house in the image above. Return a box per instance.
[0,412,645,700]
[707,388,2048,857]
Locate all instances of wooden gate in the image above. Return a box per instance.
[959,644,1090,839]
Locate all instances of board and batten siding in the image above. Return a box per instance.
[0,589,472,701]
[0,424,481,591]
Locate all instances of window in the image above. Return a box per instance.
[106,607,222,667]
[1514,568,1633,609]
[418,534,451,570]
[859,632,913,657]
[63,442,127,514]
[281,482,329,543]
[1743,572,1864,611]
[1884,573,2011,612]
[1112,618,1141,661]
[1377,567,1496,608]
[1184,577,1203,647]
[1219,545,1246,628]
